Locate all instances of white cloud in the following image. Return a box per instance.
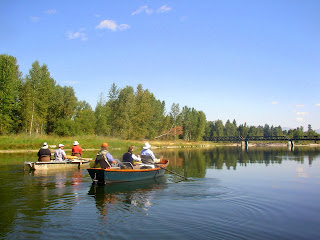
[296,104,304,107]
[157,5,172,13]
[296,112,308,116]
[132,5,153,15]
[296,117,304,122]
[45,9,57,15]
[30,16,40,22]
[271,101,279,105]
[66,30,88,41]
[96,20,130,31]
[315,103,320,107]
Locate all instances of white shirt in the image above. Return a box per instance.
[54,148,67,161]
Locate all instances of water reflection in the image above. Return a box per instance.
[88,177,167,220]
[154,147,320,179]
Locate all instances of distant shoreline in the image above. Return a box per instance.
[1,143,319,153]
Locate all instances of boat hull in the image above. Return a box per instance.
[24,160,90,170]
[87,159,169,184]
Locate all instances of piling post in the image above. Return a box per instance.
[288,140,294,151]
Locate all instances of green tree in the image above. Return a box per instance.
[213,120,224,137]
[74,101,95,135]
[0,54,22,134]
[113,86,135,139]
[95,93,111,136]
[238,123,249,137]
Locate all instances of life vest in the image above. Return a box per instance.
[96,149,108,161]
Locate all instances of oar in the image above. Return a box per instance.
[155,164,188,180]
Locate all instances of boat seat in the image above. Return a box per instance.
[39,155,51,162]
[141,155,154,164]
[122,162,134,169]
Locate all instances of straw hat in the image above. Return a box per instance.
[143,142,151,149]
[73,141,79,146]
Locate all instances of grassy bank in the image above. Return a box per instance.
[0,134,216,152]
[1,134,318,153]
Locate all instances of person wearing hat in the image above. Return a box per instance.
[94,143,124,168]
[37,142,51,162]
[140,142,158,164]
[72,141,82,157]
[54,144,67,161]
[122,146,141,165]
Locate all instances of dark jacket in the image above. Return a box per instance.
[37,148,51,158]
[122,152,133,163]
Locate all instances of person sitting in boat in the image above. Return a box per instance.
[140,142,160,164]
[71,141,82,157]
[122,146,141,165]
[94,142,124,169]
[54,144,67,161]
[37,142,51,162]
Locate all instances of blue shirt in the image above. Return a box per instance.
[94,151,114,164]
[140,149,155,160]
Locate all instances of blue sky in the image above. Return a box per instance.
[1,0,320,130]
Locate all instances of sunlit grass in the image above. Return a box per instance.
[0,134,217,151]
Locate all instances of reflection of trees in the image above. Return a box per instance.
[88,177,167,220]
[0,166,83,238]
[154,147,320,177]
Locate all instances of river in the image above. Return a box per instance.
[0,147,319,239]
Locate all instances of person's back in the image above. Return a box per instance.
[37,142,51,162]
[140,142,156,164]
[72,141,82,157]
[122,151,133,163]
[54,144,66,161]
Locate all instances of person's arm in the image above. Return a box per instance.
[132,154,141,161]
[106,152,116,164]
[93,158,98,168]
[62,150,67,159]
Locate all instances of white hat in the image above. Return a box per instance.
[143,142,151,149]
[43,142,48,146]
[59,144,64,148]
[73,141,79,146]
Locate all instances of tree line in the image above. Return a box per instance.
[0,54,318,140]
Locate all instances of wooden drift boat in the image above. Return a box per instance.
[24,158,91,171]
[87,159,169,184]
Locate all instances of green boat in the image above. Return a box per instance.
[87,159,169,184]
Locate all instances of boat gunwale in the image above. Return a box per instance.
[87,159,169,173]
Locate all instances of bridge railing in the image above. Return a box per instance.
[211,135,320,142]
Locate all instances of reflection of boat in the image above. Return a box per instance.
[88,176,167,195]
[87,159,169,184]
[88,177,166,216]
[24,158,91,170]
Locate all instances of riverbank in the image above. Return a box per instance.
[0,134,319,153]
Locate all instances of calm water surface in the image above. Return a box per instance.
[0,147,320,239]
